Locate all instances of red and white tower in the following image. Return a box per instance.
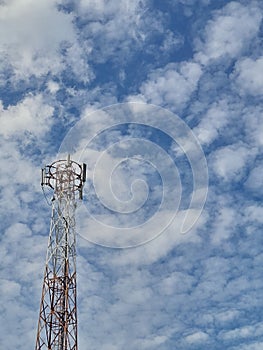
[35,155,86,350]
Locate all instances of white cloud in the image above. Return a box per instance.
[137,335,168,349]
[0,220,48,349]
[211,207,236,245]
[185,331,209,343]
[75,0,149,63]
[195,2,262,65]
[244,205,263,225]
[233,56,263,96]
[243,105,263,148]
[193,100,229,145]
[77,0,143,23]
[46,80,60,94]
[245,165,263,196]
[0,94,54,138]
[89,208,205,264]
[211,144,255,182]
[215,309,240,323]
[159,271,195,295]
[220,322,263,340]
[65,42,94,83]
[234,342,263,350]
[0,0,77,79]
[160,30,184,52]
[0,278,21,299]
[140,62,202,110]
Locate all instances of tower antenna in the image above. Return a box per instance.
[35,155,86,350]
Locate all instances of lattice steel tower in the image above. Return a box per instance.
[35,155,86,350]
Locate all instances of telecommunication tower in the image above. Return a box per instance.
[35,155,86,350]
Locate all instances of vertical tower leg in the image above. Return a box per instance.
[35,204,77,350]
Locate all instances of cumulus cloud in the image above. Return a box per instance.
[193,100,230,145]
[220,322,263,341]
[211,207,236,245]
[233,56,263,96]
[245,165,263,197]
[0,0,76,79]
[243,105,263,148]
[244,205,263,225]
[0,220,48,349]
[185,331,209,344]
[46,80,60,94]
[234,342,263,350]
[140,62,202,110]
[195,1,262,65]
[74,0,150,63]
[215,309,240,323]
[0,94,54,138]
[210,144,255,182]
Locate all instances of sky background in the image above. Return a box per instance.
[0,0,263,349]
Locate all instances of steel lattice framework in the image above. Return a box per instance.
[35,155,86,350]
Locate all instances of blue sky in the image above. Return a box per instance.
[0,0,263,349]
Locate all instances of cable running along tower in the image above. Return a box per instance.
[35,155,86,350]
